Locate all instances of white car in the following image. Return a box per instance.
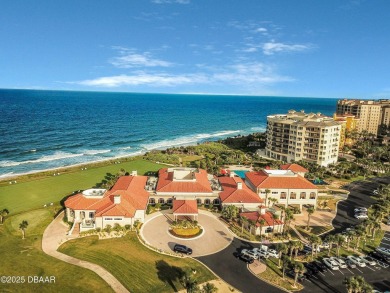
[330,257,347,268]
[267,249,279,258]
[373,190,379,195]
[319,242,330,249]
[253,248,269,259]
[355,213,368,219]
[361,256,377,266]
[354,207,368,213]
[241,249,259,259]
[347,255,366,267]
[323,258,340,270]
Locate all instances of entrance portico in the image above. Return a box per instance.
[172,200,198,221]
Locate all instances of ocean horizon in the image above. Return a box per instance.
[0,89,338,178]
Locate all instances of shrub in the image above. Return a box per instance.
[124,224,131,230]
[96,227,101,232]
[104,224,112,233]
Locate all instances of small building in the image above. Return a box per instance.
[280,163,309,178]
[64,176,149,232]
[172,199,198,221]
[218,174,263,211]
[245,168,318,209]
[240,206,283,235]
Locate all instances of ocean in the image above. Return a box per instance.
[0,89,338,177]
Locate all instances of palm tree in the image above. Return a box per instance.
[308,235,321,260]
[271,213,279,238]
[0,208,9,224]
[345,230,355,251]
[335,234,345,257]
[345,276,360,293]
[277,243,288,268]
[281,255,290,280]
[324,234,335,256]
[306,206,315,230]
[202,282,217,293]
[222,205,238,222]
[294,241,304,259]
[239,215,248,235]
[19,220,28,239]
[284,208,294,235]
[353,225,365,251]
[248,219,256,236]
[292,262,305,288]
[288,240,296,258]
[258,218,266,242]
[264,189,271,207]
[269,197,278,208]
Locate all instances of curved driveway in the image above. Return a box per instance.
[141,210,233,257]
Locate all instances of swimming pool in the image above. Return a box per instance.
[232,170,248,178]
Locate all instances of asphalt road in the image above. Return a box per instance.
[331,176,390,234]
[196,238,284,293]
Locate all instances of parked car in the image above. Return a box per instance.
[304,262,319,274]
[319,242,330,249]
[241,249,259,259]
[286,270,306,283]
[304,244,320,252]
[376,247,390,256]
[347,255,366,267]
[354,207,368,213]
[355,213,368,219]
[236,253,255,264]
[267,249,279,258]
[344,258,356,269]
[323,258,340,270]
[361,256,377,266]
[373,189,379,195]
[252,248,269,259]
[313,260,328,272]
[330,257,347,268]
[369,251,390,263]
[173,244,192,255]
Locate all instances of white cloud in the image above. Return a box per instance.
[77,73,207,87]
[262,41,311,55]
[254,27,267,33]
[110,52,173,68]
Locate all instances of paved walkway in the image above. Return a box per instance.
[42,212,129,293]
[141,210,233,257]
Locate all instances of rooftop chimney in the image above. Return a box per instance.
[114,195,121,204]
[237,182,243,189]
[259,205,266,215]
[229,171,235,178]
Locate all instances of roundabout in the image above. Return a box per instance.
[140,210,233,257]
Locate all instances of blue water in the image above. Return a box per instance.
[232,170,248,178]
[0,89,338,177]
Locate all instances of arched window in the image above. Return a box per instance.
[204,199,210,205]
[196,198,202,205]
[158,198,165,204]
[149,198,155,204]
[213,198,220,205]
[166,198,173,205]
[310,192,316,199]
[300,192,306,199]
[290,192,296,199]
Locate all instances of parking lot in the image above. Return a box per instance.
[378,231,390,251]
[302,257,390,292]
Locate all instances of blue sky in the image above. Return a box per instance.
[1,0,389,98]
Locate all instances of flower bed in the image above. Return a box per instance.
[169,228,203,238]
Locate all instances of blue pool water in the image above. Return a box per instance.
[233,170,248,178]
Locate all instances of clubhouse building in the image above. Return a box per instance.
[65,165,318,234]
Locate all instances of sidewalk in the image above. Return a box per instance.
[42,212,129,293]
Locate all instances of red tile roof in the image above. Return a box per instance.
[218,176,263,204]
[156,168,212,193]
[239,211,283,227]
[172,200,198,214]
[280,163,309,173]
[65,176,149,218]
[245,170,317,189]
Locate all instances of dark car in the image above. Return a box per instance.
[368,251,390,263]
[304,262,319,274]
[286,270,306,283]
[313,260,327,272]
[173,244,192,255]
[236,253,255,264]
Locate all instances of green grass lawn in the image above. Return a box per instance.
[0,208,113,293]
[0,159,165,214]
[179,155,204,162]
[58,234,215,293]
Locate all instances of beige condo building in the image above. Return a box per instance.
[265,110,342,167]
[336,99,390,135]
